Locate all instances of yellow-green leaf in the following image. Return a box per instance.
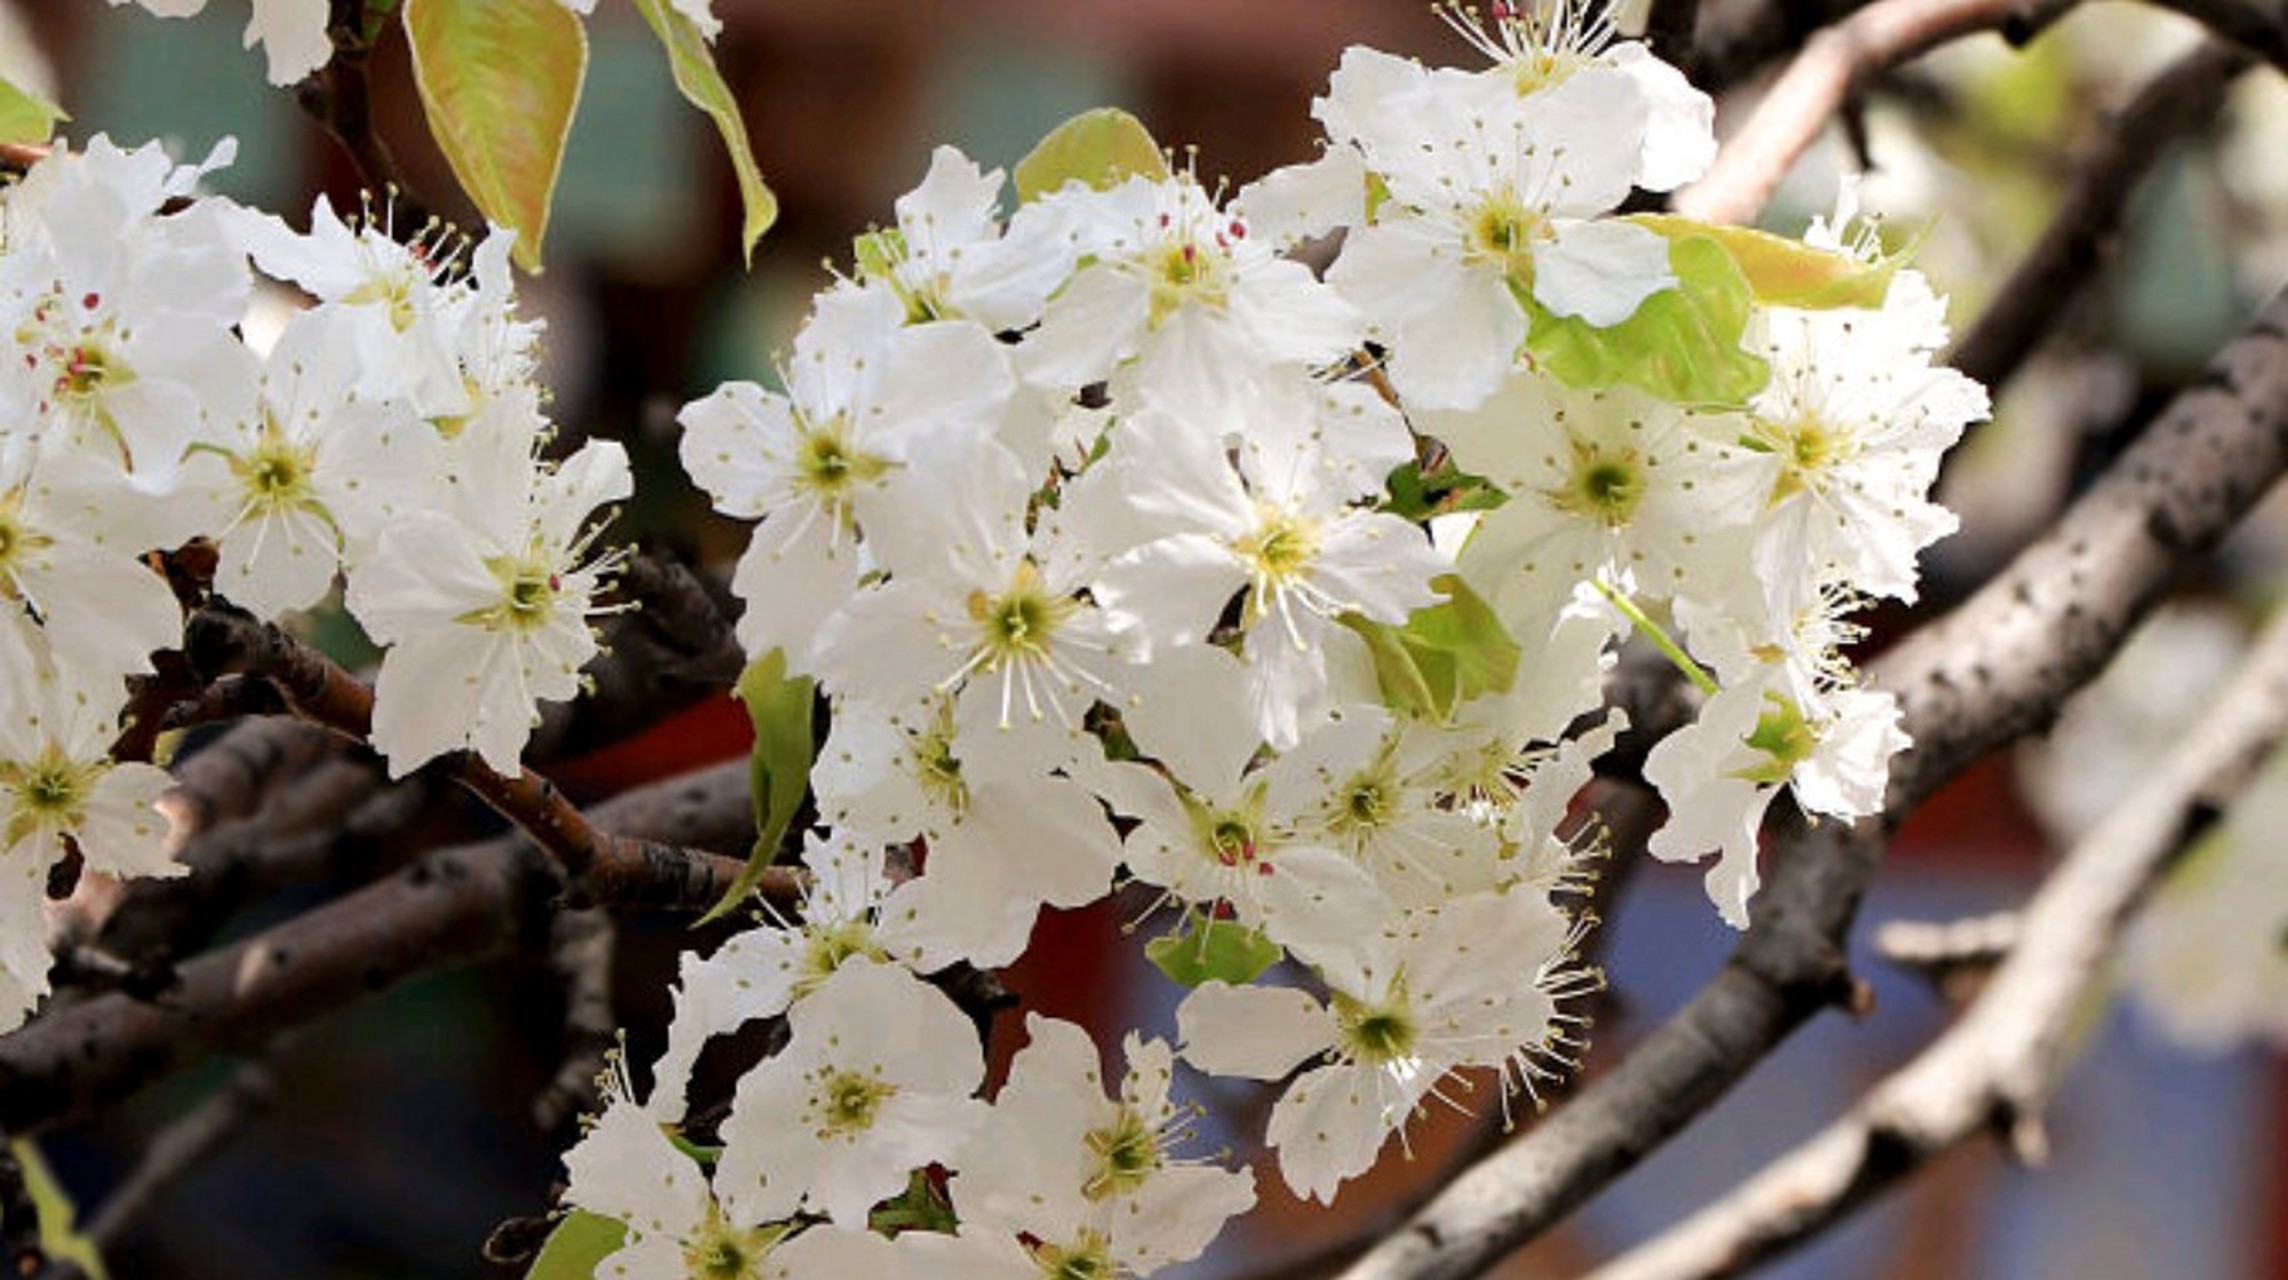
[403,0,585,274]
[1339,575,1520,723]
[1014,107,1169,203]
[1145,909,1283,988]
[1524,235,1768,405]
[632,0,777,265]
[523,1210,626,1280]
[1629,213,1904,310]
[0,73,65,146]
[12,1140,107,1280]
[699,648,814,925]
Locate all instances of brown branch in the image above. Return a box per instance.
[1582,606,2288,1280]
[1674,0,2079,224]
[1870,910,2021,1000]
[180,605,741,910]
[296,3,424,218]
[0,757,791,1138]
[1337,286,2288,1280]
[1947,39,2254,393]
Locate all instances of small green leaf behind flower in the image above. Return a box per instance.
[403,0,586,274]
[1014,107,1170,204]
[1524,235,1767,406]
[0,73,65,146]
[1341,574,1521,723]
[697,648,816,925]
[1629,213,1911,310]
[631,0,778,265]
[1146,907,1283,988]
[523,1208,627,1280]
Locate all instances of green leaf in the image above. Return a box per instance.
[1339,575,1521,722]
[632,0,778,265]
[0,73,66,146]
[869,1168,959,1235]
[1145,909,1283,988]
[1524,236,1768,406]
[698,649,815,925]
[1629,213,1905,310]
[1013,107,1169,204]
[12,1140,107,1280]
[403,0,585,274]
[523,1210,627,1280]
[1380,457,1505,522]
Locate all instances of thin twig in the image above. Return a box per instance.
[1947,39,2254,393]
[533,907,616,1134]
[1336,286,2288,1280]
[1582,605,2288,1280]
[85,1037,290,1250]
[1674,0,2079,224]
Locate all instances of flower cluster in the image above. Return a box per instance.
[577,2,1985,1273]
[0,138,629,1029]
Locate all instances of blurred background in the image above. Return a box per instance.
[1,1,2281,1276]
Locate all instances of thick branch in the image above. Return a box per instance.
[1947,39,2253,392]
[1338,286,2288,1280]
[0,758,791,1137]
[1583,606,2288,1280]
[1674,0,2078,224]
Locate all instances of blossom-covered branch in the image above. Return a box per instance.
[1336,281,2288,1280]
[1580,603,2288,1280]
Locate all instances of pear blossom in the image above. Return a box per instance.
[956,1016,1255,1276]
[0,662,178,1031]
[713,959,988,1229]
[0,441,185,685]
[347,435,630,776]
[1179,889,1582,1202]
[1010,170,1364,423]
[678,286,1015,669]
[1645,668,1907,927]
[111,0,330,85]
[1311,49,1675,408]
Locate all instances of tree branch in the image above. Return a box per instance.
[1674,0,2079,224]
[1581,605,2288,1280]
[1338,285,2288,1280]
[0,758,791,1137]
[1947,39,2253,393]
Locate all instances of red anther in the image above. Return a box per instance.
[1229,220,1247,239]
[1181,244,1197,264]
[1158,212,1172,228]
[1209,899,1237,920]
[80,292,99,310]
[548,573,562,591]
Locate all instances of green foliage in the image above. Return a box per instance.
[870,1169,960,1235]
[403,0,585,274]
[1630,213,1905,310]
[699,649,816,925]
[1381,456,1506,522]
[1013,107,1169,203]
[523,1209,627,1280]
[1145,908,1283,988]
[1524,235,1767,406]
[1341,575,1520,723]
[632,0,778,265]
[0,73,66,146]
[12,1140,107,1280]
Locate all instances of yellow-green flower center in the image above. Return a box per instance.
[1082,1105,1163,1201]
[1,743,99,846]
[1030,1230,1115,1280]
[1145,240,1230,327]
[812,1067,896,1139]
[1333,987,1419,1065]
[459,552,562,633]
[679,1202,783,1280]
[1465,190,1547,284]
[234,423,322,515]
[967,559,1074,670]
[1551,439,1645,526]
